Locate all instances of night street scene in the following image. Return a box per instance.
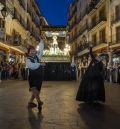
[0,0,120,129]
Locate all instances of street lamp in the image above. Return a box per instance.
[1,7,7,19]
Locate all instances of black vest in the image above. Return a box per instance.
[27,55,39,63]
[27,55,41,74]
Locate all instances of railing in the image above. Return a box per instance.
[70,34,78,42]
[77,40,108,53]
[20,17,27,29]
[68,13,76,21]
[27,5,32,17]
[68,20,77,31]
[13,9,27,30]
[13,35,21,46]
[89,16,107,30]
[112,18,120,24]
[77,43,89,52]
[103,34,120,46]
[98,40,107,44]
[77,25,88,37]
[68,6,77,21]
[32,14,40,27]
[87,0,100,14]
[6,35,13,45]
[18,0,26,10]
[77,9,88,23]
[14,8,21,22]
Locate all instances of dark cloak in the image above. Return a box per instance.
[76,48,105,102]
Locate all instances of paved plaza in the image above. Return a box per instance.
[0,80,120,129]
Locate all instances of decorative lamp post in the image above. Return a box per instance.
[1,7,7,19]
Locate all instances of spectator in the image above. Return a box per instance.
[0,63,2,83]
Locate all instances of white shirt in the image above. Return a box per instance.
[26,40,44,70]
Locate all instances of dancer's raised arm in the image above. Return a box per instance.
[37,39,44,60]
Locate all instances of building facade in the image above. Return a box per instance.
[68,0,120,68]
[0,0,42,63]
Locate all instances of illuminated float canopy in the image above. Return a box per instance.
[39,26,71,62]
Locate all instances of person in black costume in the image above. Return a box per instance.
[76,47,105,103]
[117,63,120,84]
[26,37,44,112]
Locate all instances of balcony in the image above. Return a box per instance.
[12,34,21,46]
[89,16,107,31]
[68,21,77,31]
[13,9,27,30]
[68,13,76,21]
[26,20,31,32]
[77,41,108,56]
[18,0,26,10]
[112,17,120,24]
[32,30,39,41]
[32,14,40,28]
[27,5,32,18]
[77,25,88,38]
[14,9,21,22]
[77,43,89,52]
[69,34,78,43]
[87,0,100,15]
[77,10,88,24]
[68,6,77,21]
[20,17,27,29]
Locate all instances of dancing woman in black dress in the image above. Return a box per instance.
[76,47,105,103]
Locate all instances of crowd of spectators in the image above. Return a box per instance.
[0,59,27,82]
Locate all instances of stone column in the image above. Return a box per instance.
[22,55,25,64]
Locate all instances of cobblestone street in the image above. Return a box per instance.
[0,80,120,129]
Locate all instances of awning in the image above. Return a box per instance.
[10,46,26,54]
[110,43,120,49]
[77,49,89,57]
[0,41,10,51]
[0,41,25,54]
[93,43,108,52]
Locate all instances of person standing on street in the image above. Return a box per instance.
[26,37,44,112]
[0,63,2,83]
[76,46,105,104]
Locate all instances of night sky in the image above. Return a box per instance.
[35,0,74,26]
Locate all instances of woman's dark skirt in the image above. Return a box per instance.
[76,74,105,102]
[28,67,43,91]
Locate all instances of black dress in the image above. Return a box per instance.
[117,66,120,84]
[76,48,105,102]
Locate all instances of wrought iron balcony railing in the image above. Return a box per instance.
[89,16,107,30]
[87,0,100,15]
[18,0,26,10]
[13,9,27,30]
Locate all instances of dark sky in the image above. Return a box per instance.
[35,0,74,26]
